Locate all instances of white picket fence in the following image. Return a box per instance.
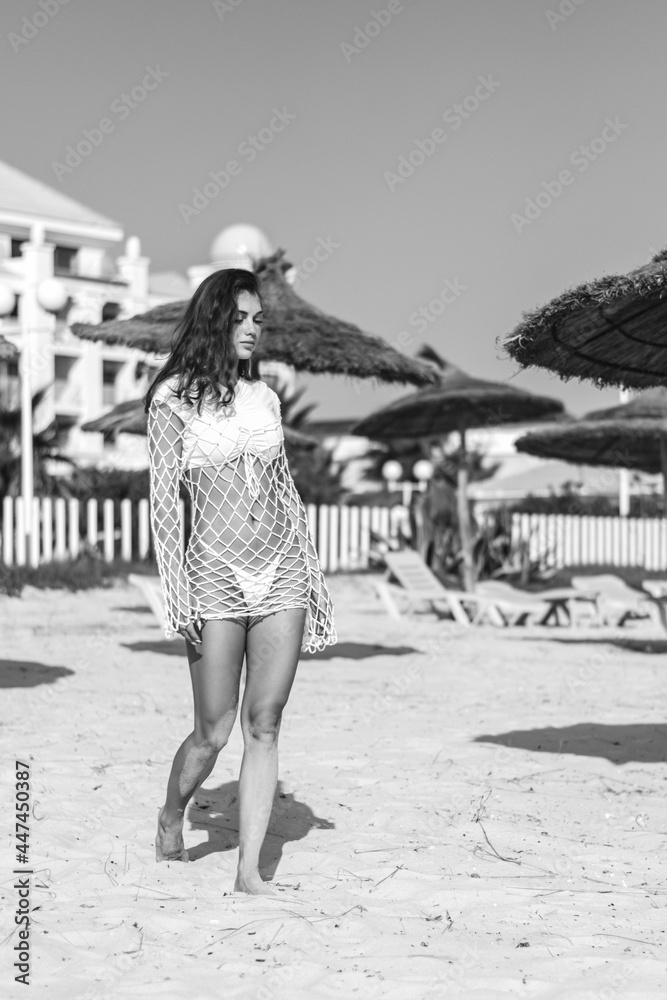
[511,513,667,571]
[3,497,667,572]
[0,495,411,571]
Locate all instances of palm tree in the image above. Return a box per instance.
[273,382,349,505]
[272,383,318,431]
[0,384,80,498]
[400,345,503,583]
[412,449,502,576]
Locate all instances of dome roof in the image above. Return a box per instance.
[210,223,272,267]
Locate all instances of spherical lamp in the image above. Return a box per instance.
[382,460,403,489]
[37,278,69,313]
[413,459,434,491]
[0,284,16,317]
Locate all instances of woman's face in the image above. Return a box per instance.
[231,291,263,361]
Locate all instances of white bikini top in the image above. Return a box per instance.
[151,376,284,499]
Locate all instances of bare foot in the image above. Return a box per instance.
[155,807,189,862]
[234,870,275,896]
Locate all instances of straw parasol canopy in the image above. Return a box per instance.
[81,397,319,450]
[350,355,565,589]
[351,362,564,439]
[0,333,18,362]
[515,387,667,507]
[71,251,438,388]
[502,249,667,390]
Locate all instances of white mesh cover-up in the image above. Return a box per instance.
[147,375,337,653]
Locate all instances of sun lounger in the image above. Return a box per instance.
[128,573,167,632]
[373,551,503,625]
[375,551,574,627]
[640,581,667,630]
[571,574,657,627]
[475,580,598,626]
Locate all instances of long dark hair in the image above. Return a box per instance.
[143,268,262,417]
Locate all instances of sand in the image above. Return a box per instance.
[1,573,666,999]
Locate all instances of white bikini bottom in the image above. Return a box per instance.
[185,524,310,628]
[230,554,281,606]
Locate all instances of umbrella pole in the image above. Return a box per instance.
[661,438,667,517]
[457,425,475,592]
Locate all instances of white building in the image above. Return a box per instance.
[0,162,293,474]
[0,160,188,469]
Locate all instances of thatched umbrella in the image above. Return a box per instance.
[350,357,565,590]
[515,387,667,509]
[71,251,437,387]
[81,397,319,449]
[502,249,667,390]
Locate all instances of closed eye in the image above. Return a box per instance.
[235,311,264,323]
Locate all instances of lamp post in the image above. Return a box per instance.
[382,458,434,506]
[413,459,434,493]
[0,224,67,564]
[381,459,402,494]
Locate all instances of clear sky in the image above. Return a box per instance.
[3,0,667,420]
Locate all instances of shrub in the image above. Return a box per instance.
[0,550,156,598]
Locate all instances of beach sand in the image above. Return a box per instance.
[1,573,666,999]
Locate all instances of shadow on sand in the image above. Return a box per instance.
[125,639,186,656]
[301,641,419,660]
[475,722,667,765]
[186,779,335,878]
[124,639,420,660]
[0,659,74,688]
[515,635,667,655]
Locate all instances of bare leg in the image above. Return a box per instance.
[156,618,246,861]
[234,606,307,894]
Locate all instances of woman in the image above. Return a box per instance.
[143,268,337,895]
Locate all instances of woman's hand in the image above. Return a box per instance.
[177,616,203,646]
[172,569,202,645]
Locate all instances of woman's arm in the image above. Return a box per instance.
[147,398,194,639]
[266,384,336,651]
[276,448,337,652]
